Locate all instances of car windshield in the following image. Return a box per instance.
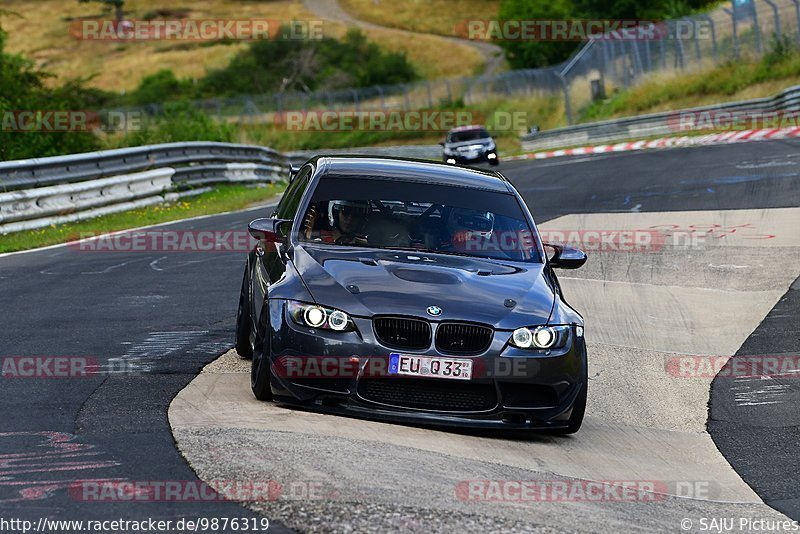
[448,129,491,143]
[298,177,541,263]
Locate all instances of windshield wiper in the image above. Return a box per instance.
[374,245,436,253]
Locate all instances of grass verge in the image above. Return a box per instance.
[231,94,562,157]
[0,182,283,254]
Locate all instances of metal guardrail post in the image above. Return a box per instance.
[683,17,703,67]
[728,4,740,58]
[426,81,433,108]
[792,0,800,42]
[752,0,763,53]
[375,86,385,110]
[701,14,719,62]
[604,39,619,83]
[675,32,686,70]
[632,39,645,76]
[557,72,573,126]
[763,0,782,38]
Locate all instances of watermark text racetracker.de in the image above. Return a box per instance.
[1,110,142,133]
[69,231,257,253]
[666,354,800,379]
[274,110,528,133]
[451,229,702,254]
[1,356,141,378]
[0,516,270,533]
[668,110,800,132]
[456,19,711,41]
[68,228,712,253]
[70,18,323,41]
[456,479,719,502]
[69,479,336,502]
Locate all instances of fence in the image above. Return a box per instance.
[559,0,800,124]
[520,84,800,151]
[112,0,800,129]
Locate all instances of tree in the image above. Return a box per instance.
[498,0,720,68]
[78,0,124,22]
[0,27,102,161]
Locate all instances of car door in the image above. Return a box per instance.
[251,164,313,318]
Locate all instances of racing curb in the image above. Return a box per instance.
[508,127,800,160]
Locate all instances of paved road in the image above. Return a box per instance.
[2,139,799,531]
[302,0,506,76]
[0,205,288,531]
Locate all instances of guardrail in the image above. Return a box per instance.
[520,84,800,151]
[0,142,291,234]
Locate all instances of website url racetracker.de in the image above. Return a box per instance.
[0,516,270,533]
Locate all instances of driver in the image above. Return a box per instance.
[447,208,495,252]
[303,200,369,244]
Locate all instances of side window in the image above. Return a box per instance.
[275,166,312,220]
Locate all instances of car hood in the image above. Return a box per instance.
[292,245,555,329]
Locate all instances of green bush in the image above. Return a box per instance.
[113,101,235,146]
[126,28,419,104]
[129,69,191,106]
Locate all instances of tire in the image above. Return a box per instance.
[490,158,499,166]
[235,266,254,359]
[250,301,274,401]
[553,381,587,435]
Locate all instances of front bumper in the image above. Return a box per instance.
[267,300,587,431]
[443,150,498,165]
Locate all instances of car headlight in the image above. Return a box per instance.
[288,301,355,332]
[443,147,455,156]
[510,325,572,350]
[487,142,496,151]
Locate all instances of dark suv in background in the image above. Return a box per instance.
[441,125,499,166]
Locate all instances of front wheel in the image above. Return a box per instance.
[235,265,254,359]
[251,302,273,401]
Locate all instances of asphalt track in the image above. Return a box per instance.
[1,139,799,532]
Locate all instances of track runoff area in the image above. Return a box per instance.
[170,140,800,531]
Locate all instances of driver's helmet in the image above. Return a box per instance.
[328,200,370,229]
[447,208,495,240]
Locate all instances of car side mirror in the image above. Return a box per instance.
[288,165,300,183]
[248,218,291,244]
[544,243,587,269]
[438,141,445,146]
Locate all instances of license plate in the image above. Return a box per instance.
[388,353,472,380]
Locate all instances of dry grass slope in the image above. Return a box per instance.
[1,0,483,91]
[339,0,500,37]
